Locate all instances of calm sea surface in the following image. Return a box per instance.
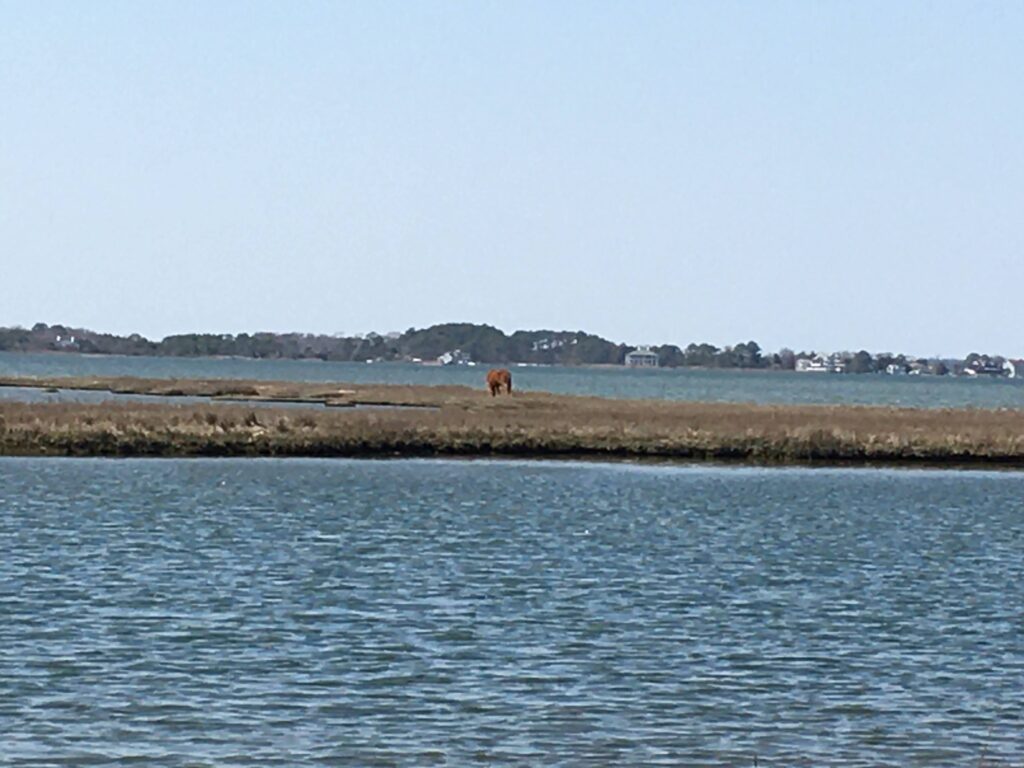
[2,458,1022,766]
[3,351,1024,409]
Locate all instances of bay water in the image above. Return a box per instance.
[3,351,1024,409]
[2,458,1021,765]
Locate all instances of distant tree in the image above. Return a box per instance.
[0,327,31,351]
[399,323,508,362]
[684,343,720,367]
[847,350,874,374]
[566,334,621,365]
[733,341,763,368]
[777,348,796,370]
[875,353,897,372]
[655,344,685,367]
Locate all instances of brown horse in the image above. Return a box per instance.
[486,368,512,396]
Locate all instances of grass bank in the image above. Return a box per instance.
[3,375,1024,466]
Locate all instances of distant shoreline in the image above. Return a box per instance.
[0,348,742,369]
[2,323,980,375]
[0,349,975,377]
[3,375,1024,468]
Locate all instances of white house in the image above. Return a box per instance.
[796,353,845,373]
[625,346,659,367]
[796,356,829,373]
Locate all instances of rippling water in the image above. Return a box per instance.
[4,350,1024,408]
[2,458,1022,765]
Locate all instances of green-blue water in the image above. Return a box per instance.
[3,350,1024,408]
[2,458,1021,765]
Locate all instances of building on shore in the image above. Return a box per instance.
[795,355,830,373]
[625,346,659,368]
[962,355,1012,377]
[437,349,473,366]
[796,353,845,373]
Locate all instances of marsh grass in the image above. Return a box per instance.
[3,375,1024,465]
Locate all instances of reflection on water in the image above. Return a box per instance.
[1,458,1021,765]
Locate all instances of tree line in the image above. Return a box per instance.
[0,322,986,373]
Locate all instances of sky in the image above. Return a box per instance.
[2,1,1022,357]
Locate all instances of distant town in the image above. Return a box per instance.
[0,322,1020,378]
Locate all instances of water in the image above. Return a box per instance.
[3,351,1024,409]
[2,457,1021,765]
[0,386,433,412]
[0,386,336,410]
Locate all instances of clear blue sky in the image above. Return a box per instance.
[2,1,1022,356]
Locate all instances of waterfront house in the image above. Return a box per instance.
[797,353,845,373]
[795,355,830,373]
[963,356,1011,377]
[908,360,929,375]
[625,346,659,367]
[437,349,473,366]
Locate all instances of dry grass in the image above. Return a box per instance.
[3,375,1024,465]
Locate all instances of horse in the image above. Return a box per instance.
[486,368,512,396]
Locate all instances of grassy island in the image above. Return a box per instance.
[2,375,1024,467]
